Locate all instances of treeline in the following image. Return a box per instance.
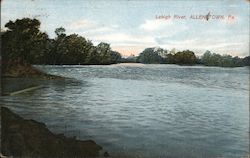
[1,18,249,70]
[1,18,122,71]
[134,47,250,67]
[200,51,249,67]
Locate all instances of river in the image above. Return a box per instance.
[1,63,249,158]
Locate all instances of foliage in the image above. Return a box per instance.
[242,56,250,66]
[200,51,248,67]
[1,18,122,68]
[2,18,49,68]
[137,48,165,64]
[137,48,196,65]
[1,18,249,69]
[137,48,249,67]
[173,50,197,65]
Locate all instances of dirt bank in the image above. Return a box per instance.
[2,64,61,79]
[1,107,103,158]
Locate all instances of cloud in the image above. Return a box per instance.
[91,33,155,45]
[67,20,157,51]
[112,45,146,56]
[69,19,120,31]
[157,37,248,57]
[68,19,122,38]
[69,19,97,30]
[67,16,248,56]
[139,18,189,43]
[140,19,173,31]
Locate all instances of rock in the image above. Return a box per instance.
[103,151,110,157]
[1,107,103,158]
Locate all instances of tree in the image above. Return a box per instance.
[62,34,89,64]
[55,27,66,36]
[97,42,112,64]
[2,18,122,67]
[2,18,49,67]
[201,51,245,67]
[232,56,243,67]
[137,48,164,64]
[47,27,67,64]
[173,50,197,65]
[110,51,122,64]
[242,56,250,66]
[201,51,221,66]
[84,46,100,64]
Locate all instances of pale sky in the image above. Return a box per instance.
[1,0,249,57]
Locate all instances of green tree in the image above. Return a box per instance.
[137,48,163,64]
[1,18,124,66]
[242,56,250,66]
[97,42,112,64]
[201,51,245,67]
[173,50,197,65]
[55,27,66,36]
[85,46,100,64]
[47,27,67,64]
[2,18,49,68]
[62,34,88,64]
[110,51,122,64]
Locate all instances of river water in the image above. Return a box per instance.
[1,63,249,158]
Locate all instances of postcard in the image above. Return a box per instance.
[1,0,249,158]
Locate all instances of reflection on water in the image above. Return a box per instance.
[1,64,249,158]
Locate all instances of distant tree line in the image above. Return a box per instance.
[136,47,250,67]
[137,48,166,64]
[200,51,249,67]
[1,18,249,70]
[1,18,122,72]
[137,47,198,65]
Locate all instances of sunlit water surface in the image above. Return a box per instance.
[1,64,249,158]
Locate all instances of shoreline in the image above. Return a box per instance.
[1,106,106,158]
[34,62,249,68]
[2,63,248,82]
[2,64,63,79]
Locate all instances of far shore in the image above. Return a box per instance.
[3,62,248,79]
[33,62,250,68]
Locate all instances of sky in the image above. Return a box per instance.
[1,0,249,57]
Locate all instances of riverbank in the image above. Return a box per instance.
[1,64,64,96]
[2,64,62,79]
[1,106,105,158]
